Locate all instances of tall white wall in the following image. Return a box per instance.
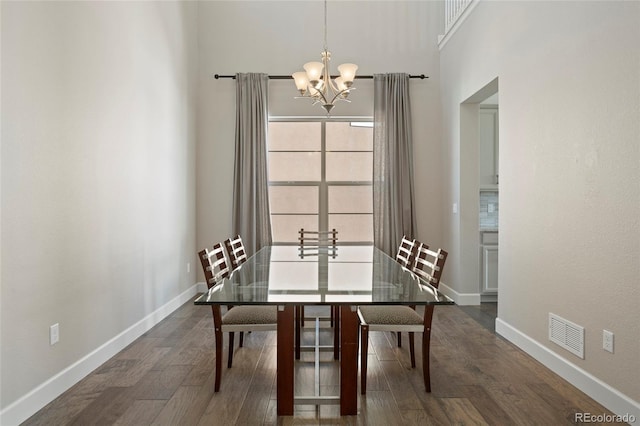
[440,0,639,404]
[196,1,444,260]
[1,1,198,419]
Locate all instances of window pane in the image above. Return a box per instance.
[271,215,318,243]
[269,186,319,214]
[326,152,373,182]
[328,186,372,213]
[326,122,373,151]
[268,152,321,181]
[329,214,373,243]
[268,122,321,151]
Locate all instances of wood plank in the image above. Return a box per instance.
[150,385,213,426]
[357,390,403,426]
[235,344,277,425]
[195,330,267,425]
[378,359,424,411]
[438,397,489,425]
[113,400,166,426]
[70,387,137,425]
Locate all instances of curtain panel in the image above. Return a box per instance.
[373,73,416,256]
[232,73,272,255]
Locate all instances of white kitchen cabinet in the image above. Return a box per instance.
[482,245,499,293]
[480,231,498,296]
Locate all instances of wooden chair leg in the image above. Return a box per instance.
[228,332,235,368]
[295,306,301,360]
[330,305,334,327]
[409,332,416,368]
[397,331,402,347]
[239,331,244,348]
[333,306,340,360]
[212,306,223,392]
[360,324,369,395]
[422,329,431,392]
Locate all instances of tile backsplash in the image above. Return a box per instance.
[480,191,499,229]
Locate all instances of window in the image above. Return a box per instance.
[268,120,373,244]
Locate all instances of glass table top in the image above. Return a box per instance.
[194,245,454,306]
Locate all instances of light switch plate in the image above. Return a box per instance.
[603,330,614,353]
[50,323,59,345]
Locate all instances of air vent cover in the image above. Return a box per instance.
[549,313,584,359]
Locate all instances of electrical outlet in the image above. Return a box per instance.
[603,330,614,353]
[50,323,59,346]
[187,262,191,274]
[452,203,458,214]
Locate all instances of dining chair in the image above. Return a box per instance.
[198,243,277,392]
[224,234,248,270]
[358,242,448,394]
[396,235,417,269]
[297,228,340,360]
[393,236,417,349]
[298,228,338,258]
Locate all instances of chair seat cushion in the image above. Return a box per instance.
[359,305,423,326]
[222,305,277,325]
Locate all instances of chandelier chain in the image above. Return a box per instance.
[324,0,328,51]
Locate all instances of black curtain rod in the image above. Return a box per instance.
[214,74,428,80]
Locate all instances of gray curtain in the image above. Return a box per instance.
[232,73,272,255]
[373,73,416,256]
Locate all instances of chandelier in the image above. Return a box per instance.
[291,0,358,115]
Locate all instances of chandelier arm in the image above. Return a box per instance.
[306,85,329,105]
[328,89,352,105]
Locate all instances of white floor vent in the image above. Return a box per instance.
[549,313,584,359]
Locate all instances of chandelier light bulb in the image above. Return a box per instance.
[337,63,358,86]
[292,72,310,94]
[303,62,324,85]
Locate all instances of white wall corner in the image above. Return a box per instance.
[495,318,640,421]
[0,283,201,426]
[438,281,481,306]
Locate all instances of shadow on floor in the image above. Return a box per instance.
[458,302,497,333]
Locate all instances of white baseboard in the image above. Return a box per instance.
[438,281,481,305]
[496,318,640,422]
[0,284,202,426]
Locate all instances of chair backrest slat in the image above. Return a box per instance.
[298,228,338,258]
[396,236,417,269]
[224,235,247,270]
[412,243,448,288]
[198,242,230,289]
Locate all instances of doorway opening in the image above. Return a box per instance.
[459,78,499,323]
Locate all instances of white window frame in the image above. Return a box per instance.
[268,117,373,245]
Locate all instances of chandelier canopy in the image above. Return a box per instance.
[291,0,358,115]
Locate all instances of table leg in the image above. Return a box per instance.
[340,305,358,415]
[277,305,294,416]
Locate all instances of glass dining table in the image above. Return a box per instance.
[194,245,454,416]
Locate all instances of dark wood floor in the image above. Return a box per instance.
[23,301,615,425]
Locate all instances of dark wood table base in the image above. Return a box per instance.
[276,305,359,416]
